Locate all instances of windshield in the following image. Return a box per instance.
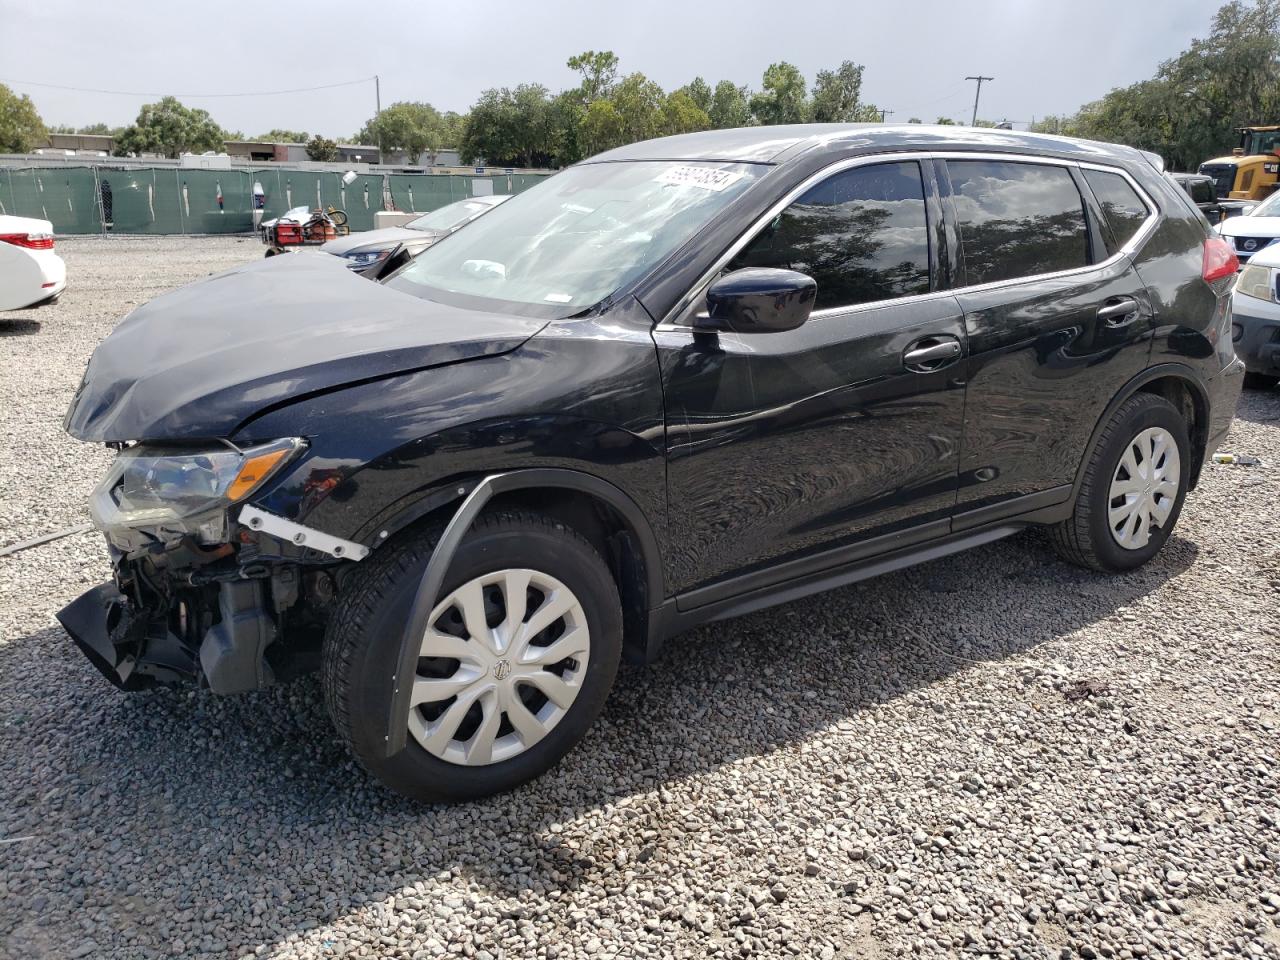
[407,198,502,233]
[1245,130,1280,156]
[388,160,762,315]
[1250,191,1280,218]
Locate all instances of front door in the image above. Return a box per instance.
[655,158,968,601]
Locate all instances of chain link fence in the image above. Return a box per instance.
[0,166,551,235]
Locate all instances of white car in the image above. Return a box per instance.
[1215,189,1280,266]
[0,215,66,310]
[320,194,511,276]
[1231,242,1280,388]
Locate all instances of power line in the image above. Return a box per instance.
[0,76,377,99]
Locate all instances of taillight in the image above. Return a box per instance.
[1202,236,1238,284]
[0,232,54,250]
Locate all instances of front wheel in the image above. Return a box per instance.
[1049,393,1190,572]
[322,510,622,802]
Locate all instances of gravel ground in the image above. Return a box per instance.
[1,236,1278,960]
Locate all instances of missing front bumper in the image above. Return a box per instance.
[57,579,278,694]
[56,583,156,691]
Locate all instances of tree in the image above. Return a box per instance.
[459,86,558,167]
[440,111,466,147]
[709,81,753,129]
[579,99,626,155]
[113,97,226,158]
[810,60,865,122]
[680,77,714,114]
[663,90,712,136]
[567,50,620,104]
[257,129,309,143]
[305,135,338,161]
[750,62,809,125]
[551,90,587,165]
[358,101,445,164]
[611,73,667,144]
[0,83,48,153]
[907,117,923,124]
[1047,0,1280,169]
[935,116,958,125]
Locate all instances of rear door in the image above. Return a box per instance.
[941,156,1156,525]
[656,157,969,598]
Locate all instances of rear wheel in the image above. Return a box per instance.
[322,510,622,802]
[1050,393,1190,572]
[1243,372,1279,390]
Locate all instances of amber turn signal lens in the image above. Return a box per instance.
[226,448,292,502]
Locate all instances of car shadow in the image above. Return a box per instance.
[0,318,42,336]
[0,529,1198,956]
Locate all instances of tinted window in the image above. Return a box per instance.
[1084,169,1152,251]
[729,161,930,310]
[947,160,1089,285]
[1190,180,1214,204]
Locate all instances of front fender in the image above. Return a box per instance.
[234,320,668,577]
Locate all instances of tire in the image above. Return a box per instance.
[323,510,622,802]
[1049,393,1190,573]
[1243,372,1279,390]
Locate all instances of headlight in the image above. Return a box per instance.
[1235,263,1277,302]
[90,438,305,538]
[341,248,390,267]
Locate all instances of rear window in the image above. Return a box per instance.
[947,160,1089,286]
[1085,169,1152,252]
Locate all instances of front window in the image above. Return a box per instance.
[388,160,762,316]
[727,160,932,311]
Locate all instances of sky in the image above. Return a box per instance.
[1,0,1213,140]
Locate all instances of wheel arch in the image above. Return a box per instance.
[1072,364,1210,501]
[366,468,667,667]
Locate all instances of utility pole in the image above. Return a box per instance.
[374,75,383,165]
[879,108,894,123]
[965,75,993,127]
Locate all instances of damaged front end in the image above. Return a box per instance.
[57,437,361,694]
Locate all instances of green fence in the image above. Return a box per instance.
[0,166,552,235]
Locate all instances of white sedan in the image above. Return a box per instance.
[0,215,66,310]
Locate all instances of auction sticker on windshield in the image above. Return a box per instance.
[655,166,746,191]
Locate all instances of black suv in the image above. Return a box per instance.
[60,126,1244,801]
[1169,172,1226,222]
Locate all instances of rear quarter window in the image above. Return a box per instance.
[946,160,1089,286]
[1084,169,1152,253]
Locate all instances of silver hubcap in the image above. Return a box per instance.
[1108,426,1180,550]
[407,569,590,766]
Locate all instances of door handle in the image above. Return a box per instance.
[903,336,963,371]
[1097,297,1141,327]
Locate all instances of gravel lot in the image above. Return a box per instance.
[1,236,1278,960]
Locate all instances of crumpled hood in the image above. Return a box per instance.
[64,251,546,441]
[320,226,439,256]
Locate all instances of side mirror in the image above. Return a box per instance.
[697,268,816,334]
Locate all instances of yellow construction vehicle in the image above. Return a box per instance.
[1199,126,1280,200]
